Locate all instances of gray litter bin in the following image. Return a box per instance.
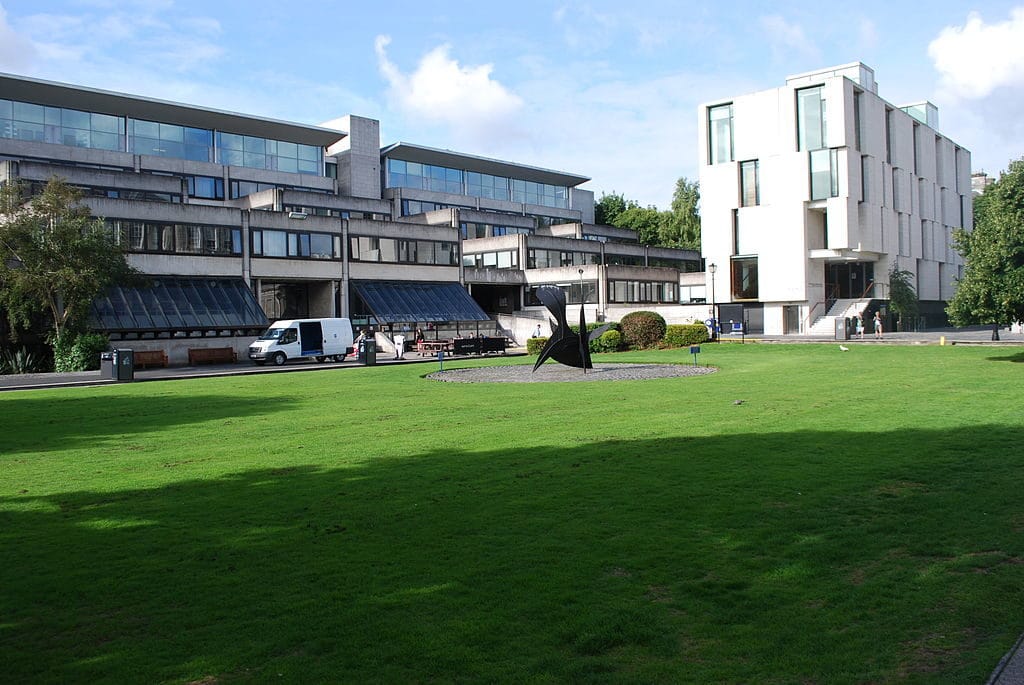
[362,339,376,366]
[835,318,850,341]
[100,351,115,379]
[113,348,134,381]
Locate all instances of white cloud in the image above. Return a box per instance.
[928,9,1024,100]
[0,3,38,70]
[374,35,524,144]
[759,15,819,63]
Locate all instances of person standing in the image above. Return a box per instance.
[532,324,542,338]
[394,333,405,359]
[856,313,865,339]
[873,311,883,339]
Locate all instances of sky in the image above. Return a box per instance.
[1,0,1023,209]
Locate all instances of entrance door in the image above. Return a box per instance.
[827,262,874,299]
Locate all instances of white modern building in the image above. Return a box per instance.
[698,63,972,335]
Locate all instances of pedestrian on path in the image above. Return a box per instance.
[874,311,883,339]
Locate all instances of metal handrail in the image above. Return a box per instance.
[801,301,825,333]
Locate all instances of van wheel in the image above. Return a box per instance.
[272,352,286,366]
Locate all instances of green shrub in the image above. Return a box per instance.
[663,324,710,347]
[0,346,46,374]
[619,311,667,349]
[526,337,547,355]
[54,332,109,372]
[596,329,622,352]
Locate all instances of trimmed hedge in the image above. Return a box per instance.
[619,311,667,349]
[663,323,710,347]
[526,337,547,355]
[596,329,622,352]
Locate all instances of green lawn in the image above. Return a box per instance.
[2,343,1023,683]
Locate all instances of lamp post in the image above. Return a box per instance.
[578,268,585,308]
[708,262,718,341]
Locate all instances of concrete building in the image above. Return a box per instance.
[1,72,702,362]
[698,63,972,335]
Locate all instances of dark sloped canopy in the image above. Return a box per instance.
[352,281,489,324]
[90,278,268,334]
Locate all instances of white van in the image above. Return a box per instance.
[248,318,354,366]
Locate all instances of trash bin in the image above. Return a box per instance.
[113,348,134,381]
[100,351,115,379]
[835,318,850,341]
[362,338,376,366]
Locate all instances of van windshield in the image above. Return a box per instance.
[258,327,286,341]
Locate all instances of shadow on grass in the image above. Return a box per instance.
[2,426,1024,683]
[987,351,1024,363]
[0,392,292,453]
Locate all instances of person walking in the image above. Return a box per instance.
[873,311,883,339]
[532,324,542,338]
[855,313,865,339]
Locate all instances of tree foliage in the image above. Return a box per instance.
[593,178,701,250]
[0,178,140,341]
[887,264,918,331]
[947,159,1024,327]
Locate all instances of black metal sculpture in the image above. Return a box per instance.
[532,285,610,372]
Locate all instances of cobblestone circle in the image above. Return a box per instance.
[427,363,717,383]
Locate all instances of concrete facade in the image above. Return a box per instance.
[1,71,704,356]
[698,63,972,335]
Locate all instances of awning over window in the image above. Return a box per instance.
[90,278,268,334]
[352,281,489,323]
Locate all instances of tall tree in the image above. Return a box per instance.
[659,177,701,250]
[614,205,664,246]
[594,192,633,225]
[0,178,139,341]
[947,158,1024,328]
[887,263,919,331]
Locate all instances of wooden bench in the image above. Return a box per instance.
[188,347,237,365]
[133,349,168,369]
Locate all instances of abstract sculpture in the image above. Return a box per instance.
[532,285,610,372]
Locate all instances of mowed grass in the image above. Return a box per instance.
[2,343,1023,684]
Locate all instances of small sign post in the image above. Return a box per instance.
[437,349,444,372]
[690,345,701,367]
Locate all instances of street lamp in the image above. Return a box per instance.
[708,262,718,340]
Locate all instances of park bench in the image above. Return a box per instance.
[187,347,237,365]
[133,349,168,369]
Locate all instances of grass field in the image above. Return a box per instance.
[2,343,1023,683]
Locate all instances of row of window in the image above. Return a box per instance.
[527,249,602,269]
[462,250,519,269]
[460,222,533,239]
[349,236,459,266]
[107,220,242,256]
[283,205,388,221]
[252,229,337,260]
[385,159,570,209]
[524,280,679,305]
[28,180,182,204]
[0,98,324,175]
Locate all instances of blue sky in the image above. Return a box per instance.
[1,0,1023,208]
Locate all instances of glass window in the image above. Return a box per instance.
[262,230,288,257]
[740,160,759,207]
[797,86,826,151]
[708,104,733,164]
[731,257,759,300]
[309,234,333,259]
[810,149,838,200]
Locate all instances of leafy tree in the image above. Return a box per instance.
[947,158,1024,328]
[0,178,140,342]
[614,205,663,245]
[887,264,919,331]
[660,177,701,250]
[594,192,633,225]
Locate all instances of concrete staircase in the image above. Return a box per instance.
[808,298,872,335]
